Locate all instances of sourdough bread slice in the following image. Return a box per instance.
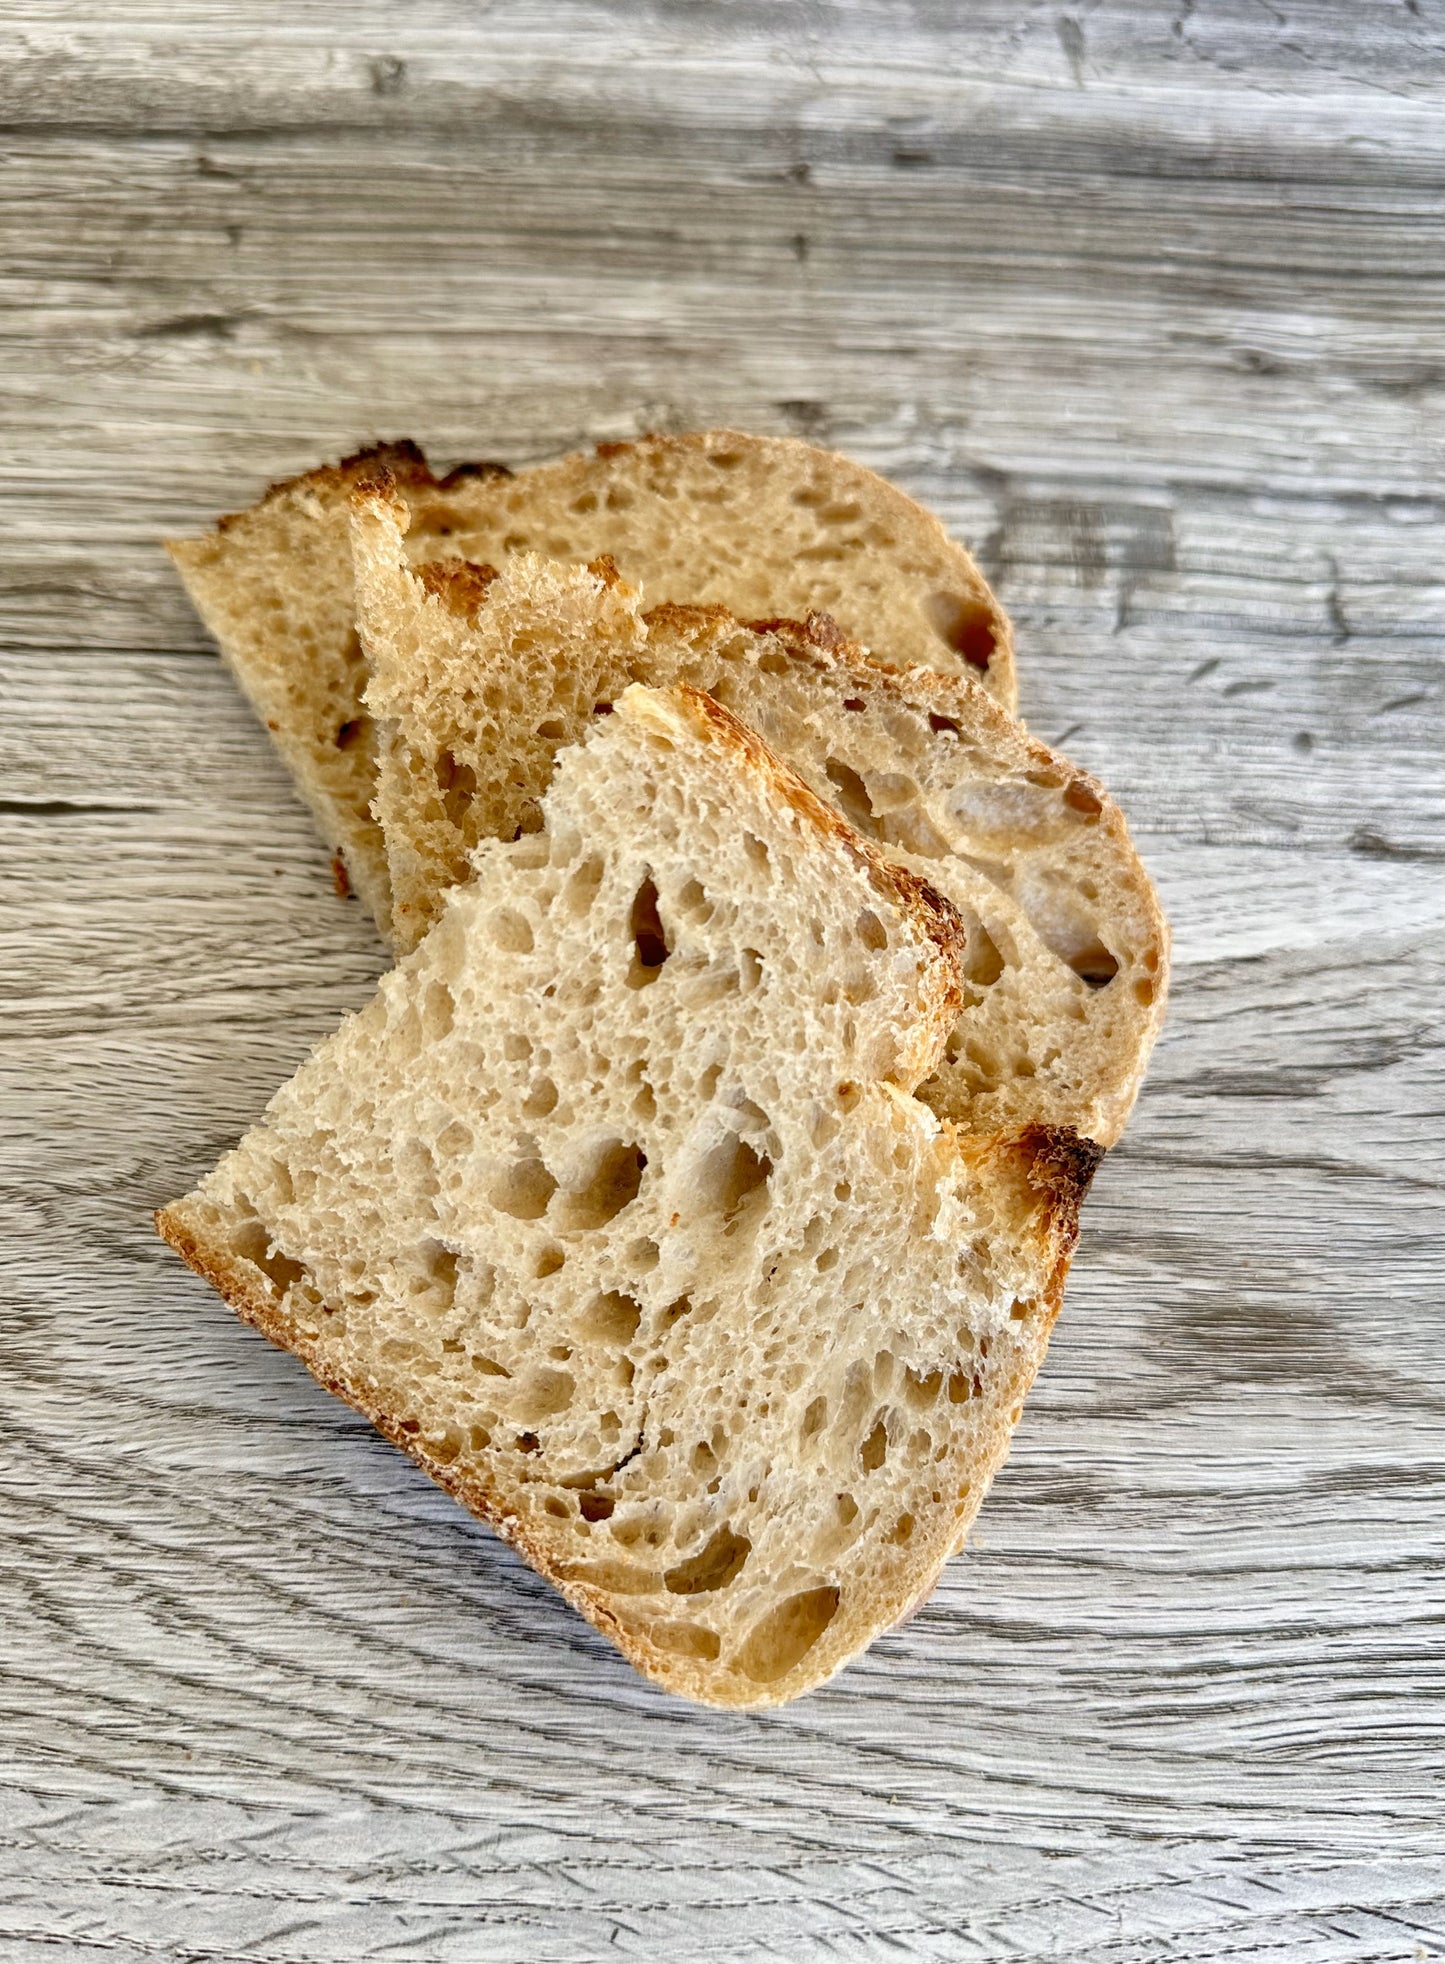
[166,434,1012,926]
[157,684,1097,1708]
[355,489,1167,1149]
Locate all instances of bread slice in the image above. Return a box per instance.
[166,434,1013,929]
[157,684,1098,1708]
[354,488,1167,1149]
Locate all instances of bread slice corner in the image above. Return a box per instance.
[157,681,1098,1707]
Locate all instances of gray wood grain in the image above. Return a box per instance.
[2,2,1442,1958]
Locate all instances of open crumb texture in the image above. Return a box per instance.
[2,0,1443,1956]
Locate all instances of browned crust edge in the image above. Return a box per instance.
[588,429,1013,691]
[155,1107,1093,1711]
[1015,1122,1106,1268]
[645,603,1172,1086]
[153,1200,678,1694]
[211,440,513,535]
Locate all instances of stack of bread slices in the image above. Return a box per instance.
[158,432,1168,1707]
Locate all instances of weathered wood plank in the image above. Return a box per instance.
[2,1,1443,1957]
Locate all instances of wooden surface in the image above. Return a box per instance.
[2,4,1443,1958]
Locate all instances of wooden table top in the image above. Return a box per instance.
[2,5,1441,1958]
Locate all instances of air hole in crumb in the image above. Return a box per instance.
[856,908,888,951]
[815,1246,839,1272]
[800,1395,828,1442]
[661,1294,693,1327]
[579,1492,614,1521]
[964,928,1006,988]
[537,717,567,741]
[418,1249,457,1296]
[664,1525,752,1595]
[565,854,605,915]
[888,1513,915,1545]
[928,712,961,737]
[905,1368,943,1408]
[735,1586,840,1684]
[924,593,996,672]
[421,980,454,1040]
[544,1496,569,1518]
[628,875,671,982]
[436,1118,472,1158]
[647,1619,721,1660]
[534,1245,565,1279]
[948,1370,977,1403]
[1071,940,1120,988]
[235,1223,305,1295]
[518,1368,574,1420]
[559,1139,647,1229]
[689,1135,772,1223]
[335,717,365,750]
[490,1156,557,1220]
[836,1492,859,1526]
[435,749,478,827]
[516,1432,541,1454]
[743,833,770,871]
[490,907,533,954]
[580,1289,642,1343]
[471,1355,510,1378]
[675,877,712,922]
[522,1077,559,1118]
[823,757,877,834]
[861,1418,889,1472]
[842,697,865,712]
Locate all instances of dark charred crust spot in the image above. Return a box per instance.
[438,459,514,487]
[340,438,430,480]
[1017,1124,1105,1252]
[415,558,501,620]
[330,853,353,898]
[595,440,634,460]
[585,553,624,588]
[214,441,437,532]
